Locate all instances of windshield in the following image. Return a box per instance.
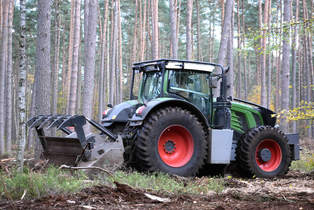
[168,70,210,98]
[168,70,211,118]
[141,71,162,101]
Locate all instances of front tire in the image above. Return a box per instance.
[236,126,291,178]
[134,107,207,177]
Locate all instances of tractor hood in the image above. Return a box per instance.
[101,100,140,126]
[232,98,277,127]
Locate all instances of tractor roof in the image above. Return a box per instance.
[132,59,224,73]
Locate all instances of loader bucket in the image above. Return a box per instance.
[27,115,124,169]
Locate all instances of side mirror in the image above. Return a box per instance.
[208,77,217,88]
[107,104,113,108]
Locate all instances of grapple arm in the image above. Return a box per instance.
[27,115,122,167]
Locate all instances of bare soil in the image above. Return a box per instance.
[0,170,313,210]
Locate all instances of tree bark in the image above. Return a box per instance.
[170,0,178,59]
[98,0,109,121]
[17,0,27,171]
[65,0,75,114]
[140,0,147,60]
[215,0,234,97]
[69,0,81,115]
[236,0,241,98]
[196,0,201,60]
[0,0,9,155]
[280,0,292,132]
[5,0,14,155]
[151,0,159,59]
[186,0,193,60]
[82,0,98,126]
[266,0,272,109]
[51,0,61,136]
[291,0,299,133]
[226,3,234,98]
[34,0,52,158]
[241,0,247,100]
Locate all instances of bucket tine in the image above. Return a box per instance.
[29,115,49,128]
[27,115,43,127]
[38,115,56,129]
[47,115,71,129]
[57,115,85,129]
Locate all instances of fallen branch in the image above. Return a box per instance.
[59,165,113,177]
[0,158,15,163]
[20,190,27,200]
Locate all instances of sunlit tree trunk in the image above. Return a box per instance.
[196,0,201,60]
[0,0,9,155]
[170,0,178,59]
[17,0,27,171]
[280,0,292,132]
[34,0,52,158]
[83,0,97,129]
[186,0,193,60]
[69,0,81,115]
[65,0,75,114]
[291,0,299,133]
[5,0,14,155]
[215,0,234,97]
[151,0,159,59]
[226,3,234,98]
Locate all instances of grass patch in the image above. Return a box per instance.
[0,166,92,200]
[110,170,224,194]
[290,149,314,173]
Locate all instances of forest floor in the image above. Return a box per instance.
[0,139,313,210]
[0,170,313,210]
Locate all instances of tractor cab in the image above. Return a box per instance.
[131,59,224,122]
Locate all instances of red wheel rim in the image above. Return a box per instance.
[158,125,194,167]
[255,139,282,172]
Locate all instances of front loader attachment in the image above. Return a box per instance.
[27,115,124,169]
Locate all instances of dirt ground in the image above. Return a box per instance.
[0,170,313,210]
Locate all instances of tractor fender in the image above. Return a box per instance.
[101,100,139,127]
[129,98,210,128]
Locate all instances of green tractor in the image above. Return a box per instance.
[28,59,299,178]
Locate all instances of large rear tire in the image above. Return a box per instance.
[134,107,207,177]
[236,126,291,178]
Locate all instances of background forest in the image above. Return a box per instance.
[0,0,313,157]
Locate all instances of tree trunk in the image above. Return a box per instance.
[226,3,234,98]
[266,0,272,109]
[65,0,75,114]
[215,0,234,97]
[51,0,61,136]
[241,0,247,100]
[82,0,98,128]
[186,0,193,60]
[0,0,9,155]
[260,0,269,107]
[151,0,159,59]
[69,0,81,115]
[280,0,291,132]
[170,0,178,59]
[98,0,109,121]
[34,0,52,158]
[291,0,299,133]
[5,0,14,155]
[196,0,201,60]
[117,0,123,102]
[236,0,241,98]
[17,0,27,171]
[140,0,147,60]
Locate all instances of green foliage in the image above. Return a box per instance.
[291,150,314,173]
[0,166,91,200]
[111,170,224,194]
